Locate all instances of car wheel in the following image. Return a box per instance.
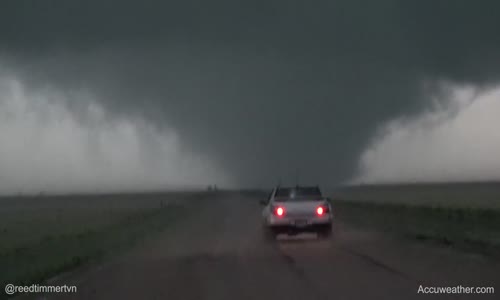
[317,225,332,239]
[263,227,278,241]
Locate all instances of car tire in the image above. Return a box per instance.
[263,227,278,242]
[317,225,332,239]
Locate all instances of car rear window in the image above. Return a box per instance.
[275,187,322,200]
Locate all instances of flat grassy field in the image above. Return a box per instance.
[332,183,500,256]
[333,182,500,208]
[0,192,209,297]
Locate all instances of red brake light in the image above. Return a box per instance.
[316,206,324,216]
[275,206,285,217]
[276,207,284,216]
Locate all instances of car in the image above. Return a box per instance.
[260,185,333,239]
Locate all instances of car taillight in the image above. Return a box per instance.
[316,207,324,216]
[316,205,329,216]
[273,206,285,217]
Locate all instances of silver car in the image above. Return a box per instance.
[261,186,333,239]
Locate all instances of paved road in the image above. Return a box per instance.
[49,194,499,300]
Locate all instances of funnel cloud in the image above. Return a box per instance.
[2,0,500,192]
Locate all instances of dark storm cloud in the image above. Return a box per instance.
[2,0,500,187]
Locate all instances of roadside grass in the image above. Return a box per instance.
[333,182,500,209]
[0,192,207,300]
[333,199,500,257]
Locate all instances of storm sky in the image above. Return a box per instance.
[1,0,500,193]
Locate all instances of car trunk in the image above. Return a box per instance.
[275,199,327,218]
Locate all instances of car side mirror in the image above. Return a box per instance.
[259,199,268,206]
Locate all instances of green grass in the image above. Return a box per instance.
[333,182,500,209]
[0,192,208,300]
[333,198,500,257]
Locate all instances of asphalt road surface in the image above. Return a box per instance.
[47,194,499,300]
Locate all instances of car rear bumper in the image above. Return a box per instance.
[268,223,332,234]
[266,214,332,232]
